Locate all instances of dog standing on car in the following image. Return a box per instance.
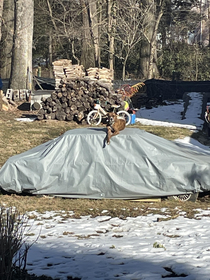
[106,112,126,144]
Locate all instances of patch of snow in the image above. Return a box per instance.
[25,211,210,280]
[135,92,204,130]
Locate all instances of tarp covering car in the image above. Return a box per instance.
[0,127,210,199]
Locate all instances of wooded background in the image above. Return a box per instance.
[0,0,210,90]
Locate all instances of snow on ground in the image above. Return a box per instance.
[26,210,210,280]
[23,92,210,280]
[135,92,204,130]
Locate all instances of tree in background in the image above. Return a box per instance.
[1,0,210,85]
[138,0,166,79]
[145,0,164,79]
[0,0,3,42]
[9,0,34,89]
[34,0,99,69]
[0,0,33,89]
[113,0,146,80]
[157,0,207,80]
[31,0,210,80]
[88,0,100,67]
[34,0,83,77]
[32,0,172,80]
[0,0,14,79]
[33,0,54,77]
[107,0,115,77]
[80,0,95,69]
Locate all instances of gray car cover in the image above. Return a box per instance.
[0,127,210,199]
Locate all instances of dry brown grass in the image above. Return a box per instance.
[1,193,210,220]
[0,103,210,218]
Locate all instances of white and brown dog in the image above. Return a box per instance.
[106,112,126,144]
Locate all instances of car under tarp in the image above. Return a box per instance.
[0,127,210,199]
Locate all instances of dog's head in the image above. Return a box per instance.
[106,112,117,125]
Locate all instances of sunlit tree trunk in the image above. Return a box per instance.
[98,1,102,67]
[140,0,163,79]
[122,53,129,81]
[107,0,115,79]
[139,0,153,79]
[9,0,34,89]
[0,0,4,42]
[49,27,53,78]
[147,8,163,79]
[0,0,14,78]
[80,0,95,69]
[88,0,100,66]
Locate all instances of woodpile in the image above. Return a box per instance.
[37,59,124,123]
[53,59,86,89]
[86,67,113,85]
[53,59,113,88]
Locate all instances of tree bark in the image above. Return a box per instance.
[9,0,34,89]
[88,0,100,67]
[147,8,163,79]
[0,0,14,79]
[98,1,103,67]
[80,0,95,69]
[107,0,115,79]
[49,27,53,78]
[122,54,129,81]
[140,0,163,79]
[0,0,4,42]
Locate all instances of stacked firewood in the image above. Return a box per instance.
[53,60,113,88]
[86,67,113,85]
[53,59,86,89]
[52,59,67,88]
[36,59,123,123]
[37,78,125,123]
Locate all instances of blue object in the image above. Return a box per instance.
[130,114,136,124]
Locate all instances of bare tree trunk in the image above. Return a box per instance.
[98,1,102,67]
[80,0,95,69]
[139,0,153,79]
[109,36,114,79]
[122,54,129,81]
[9,0,34,89]
[107,0,115,79]
[0,0,4,42]
[0,0,14,78]
[71,40,80,65]
[147,8,163,79]
[88,0,99,66]
[49,27,53,78]
[140,0,163,79]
